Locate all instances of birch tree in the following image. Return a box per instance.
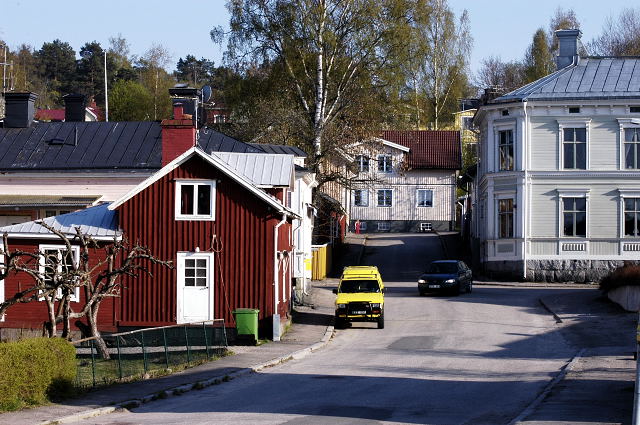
[219,0,411,170]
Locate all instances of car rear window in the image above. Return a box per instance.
[426,263,458,274]
[339,279,381,293]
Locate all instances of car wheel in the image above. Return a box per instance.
[454,283,461,296]
[377,314,385,329]
[335,317,345,329]
[419,290,425,296]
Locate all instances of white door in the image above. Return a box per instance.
[176,252,214,324]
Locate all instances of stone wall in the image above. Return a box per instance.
[526,259,638,283]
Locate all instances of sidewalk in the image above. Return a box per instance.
[0,282,337,425]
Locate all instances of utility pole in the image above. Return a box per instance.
[104,51,109,122]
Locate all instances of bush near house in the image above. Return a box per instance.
[599,263,640,293]
[0,337,76,411]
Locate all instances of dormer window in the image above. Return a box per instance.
[175,180,216,220]
[377,155,393,173]
[355,155,369,172]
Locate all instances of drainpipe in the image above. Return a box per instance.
[522,100,529,280]
[292,217,305,295]
[273,213,287,341]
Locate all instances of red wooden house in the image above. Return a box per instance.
[0,106,297,340]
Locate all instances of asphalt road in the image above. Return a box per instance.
[83,233,625,425]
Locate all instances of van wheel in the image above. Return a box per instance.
[377,314,385,329]
[335,317,345,329]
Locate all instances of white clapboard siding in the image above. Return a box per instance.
[0,176,149,202]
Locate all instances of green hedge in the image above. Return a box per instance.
[0,337,76,411]
[600,263,640,293]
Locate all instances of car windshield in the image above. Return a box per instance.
[339,279,381,293]
[425,262,458,274]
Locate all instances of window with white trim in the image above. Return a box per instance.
[498,199,514,238]
[175,180,216,220]
[353,189,369,207]
[562,198,586,237]
[183,257,209,287]
[377,189,392,207]
[624,198,640,237]
[355,155,369,172]
[377,222,390,231]
[624,128,640,169]
[563,128,587,169]
[417,189,433,207]
[39,245,80,302]
[377,155,393,173]
[498,130,514,171]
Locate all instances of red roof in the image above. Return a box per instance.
[381,130,461,170]
[35,109,65,121]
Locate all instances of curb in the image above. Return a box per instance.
[538,298,563,323]
[356,235,368,266]
[508,348,586,425]
[41,325,335,425]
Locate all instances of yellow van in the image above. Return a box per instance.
[333,266,385,329]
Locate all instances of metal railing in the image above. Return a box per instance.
[73,320,228,388]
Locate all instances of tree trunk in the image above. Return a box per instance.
[45,297,56,338]
[88,303,110,359]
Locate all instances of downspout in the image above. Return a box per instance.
[273,213,287,341]
[292,217,305,295]
[522,100,529,280]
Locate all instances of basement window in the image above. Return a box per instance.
[630,106,640,113]
[569,107,581,114]
[501,110,509,116]
[175,180,216,221]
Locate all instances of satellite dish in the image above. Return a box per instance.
[201,85,212,103]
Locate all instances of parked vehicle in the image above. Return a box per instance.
[418,260,472,296]
[333,266,385,329]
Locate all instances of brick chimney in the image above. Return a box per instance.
[161,103,197,166]
[4,92,37,128]
[63,94,86,122]
[556,29,582,70]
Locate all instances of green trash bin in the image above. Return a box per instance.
[233,308,259,342]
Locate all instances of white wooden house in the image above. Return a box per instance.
[348,131,461,232]
[472,29,640,282]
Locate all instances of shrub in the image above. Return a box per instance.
[600,263,640,293]
[0,337,76,411]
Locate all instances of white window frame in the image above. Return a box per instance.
[618,189,640,238]
[38,244,81,302]
[557,119,591,170]
[377,189,393,207]
[557,189,590,239]
[377,155,393,173]
[176,251,215,324]
[377,222,390,231]
[497,198,515,239]
[416,189,434,208]
[175,180,216,221]
[497,129,514,171]
[617,119,640,170]
[355,155,369,173]
[353,189,369,207]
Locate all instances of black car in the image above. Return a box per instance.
[418,260,473,296]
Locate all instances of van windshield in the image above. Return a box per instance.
[339,279,380,293]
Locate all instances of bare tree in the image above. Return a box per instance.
[0,226,172,359]
[589,8,640,56]
[139,43,173,120]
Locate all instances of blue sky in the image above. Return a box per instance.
[0,0,635,76]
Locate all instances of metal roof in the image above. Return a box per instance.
[212,152,294,187]
[0,122,265,172]
[0,195,100,207]
[248,143,307,157]
[381,130,462,170]
[495,57,640,103]
[0,203,120,239]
